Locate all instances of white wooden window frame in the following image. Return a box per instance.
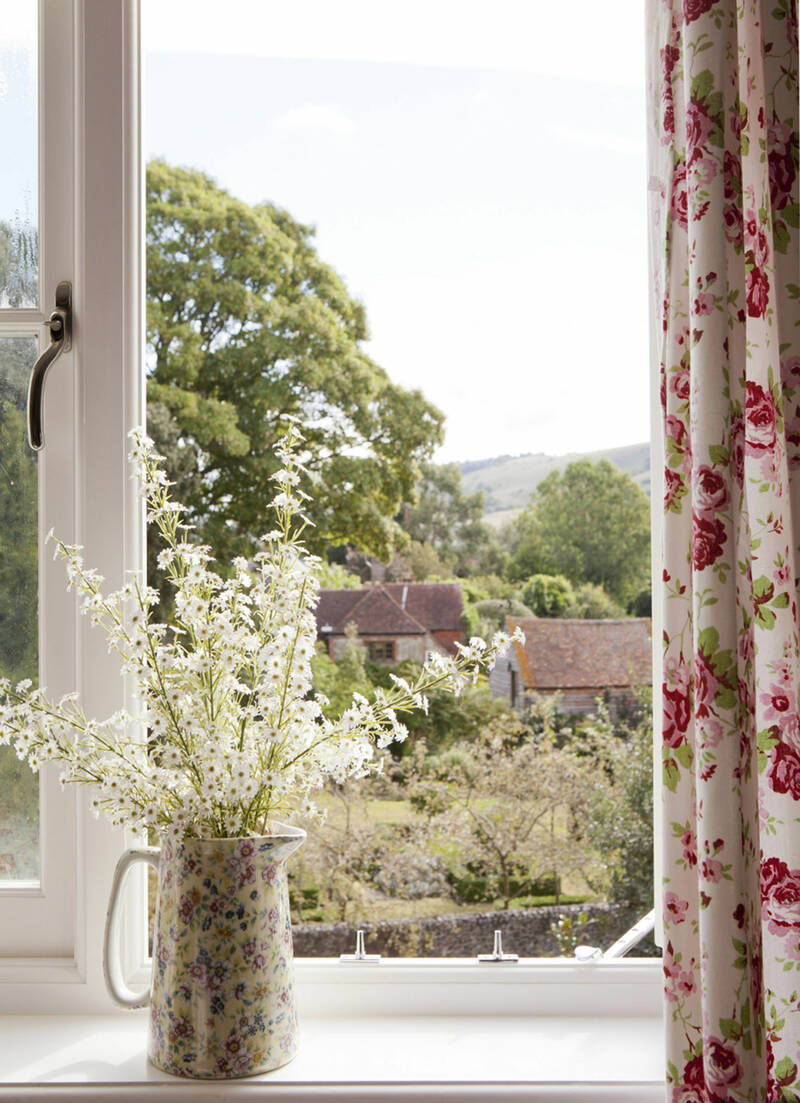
[0,0,145,1009]
[0,0,78,961]
[0,0,664,1017]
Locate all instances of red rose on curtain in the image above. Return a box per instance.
[746,263,770,317]
[693,464,729,514]
[768,121,797,209]
[761,858,800,934]
[745,381,777,453]
[683,0,717,23]
[769,741,800,799]
[674,1056,706,1103]
[705,1038,743,1092]
[686,98,714,163]
[665,467,686,511]
[670,161,689,230]
[691,512,727,569]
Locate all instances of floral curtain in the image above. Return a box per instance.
[651,0,800,1097]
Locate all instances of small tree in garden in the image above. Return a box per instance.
[291,787,381,923]
[580,694,654,914]
[411,716,590,910]
[290,776,446,923]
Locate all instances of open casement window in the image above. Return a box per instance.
[0,0,144,1011]
[1,0,662,1016]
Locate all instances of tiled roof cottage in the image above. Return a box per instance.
[315,582,465,664]
[490,616,653,717]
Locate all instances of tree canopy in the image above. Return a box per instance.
[146,160,444,563]
[506,459,651,607]
[519,574,574,618]
[398,462,504,577]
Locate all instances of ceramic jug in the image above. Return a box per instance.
[103,823,306,1078]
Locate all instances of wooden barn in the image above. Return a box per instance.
[490,616,653,717]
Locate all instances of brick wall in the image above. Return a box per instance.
[293,902,645,958]
[432,629,465,655]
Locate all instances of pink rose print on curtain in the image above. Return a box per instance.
[671,161,689,230]
[768,120,796,211]
[691,511,727,569]
[683,0,717,23]
[745,382,777,454]
[746,263,770,318]
[652,0,800,1097]
[769,741,800,800]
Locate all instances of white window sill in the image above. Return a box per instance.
[0,1012,664,1101]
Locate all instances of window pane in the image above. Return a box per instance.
[144,4,655,957]
[0,336,39,881]
[0,3,38,309]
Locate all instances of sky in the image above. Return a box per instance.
[144,0,651,464]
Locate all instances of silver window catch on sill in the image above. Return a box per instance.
[478,929,518,963]
[339,928,381,964]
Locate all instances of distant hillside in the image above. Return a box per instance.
[459,442,651,526]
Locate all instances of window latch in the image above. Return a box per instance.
[339,928,381,964]
[27,280,72,452]
[477,929,518,963]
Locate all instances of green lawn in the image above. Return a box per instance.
[300,794,599,921]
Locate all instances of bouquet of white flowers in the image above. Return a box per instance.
[0,423,521,841]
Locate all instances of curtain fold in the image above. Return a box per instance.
[651,0,800,1097]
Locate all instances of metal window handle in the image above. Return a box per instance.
[27,280,72,452]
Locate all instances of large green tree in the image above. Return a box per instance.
[146,160,444,563]
[507,459,650,607]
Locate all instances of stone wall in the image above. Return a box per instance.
[293,902,644,959]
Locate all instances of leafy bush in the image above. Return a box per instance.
[563,582,625,620]
[448,865,561,904]
[579,695,654,913]
[520,574,574,617]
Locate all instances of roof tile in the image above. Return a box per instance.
[507,617,652,690]
[316,583,464,635]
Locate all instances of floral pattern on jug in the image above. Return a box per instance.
[145,826,304,1078]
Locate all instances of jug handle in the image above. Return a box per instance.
[102,847,160,1008]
